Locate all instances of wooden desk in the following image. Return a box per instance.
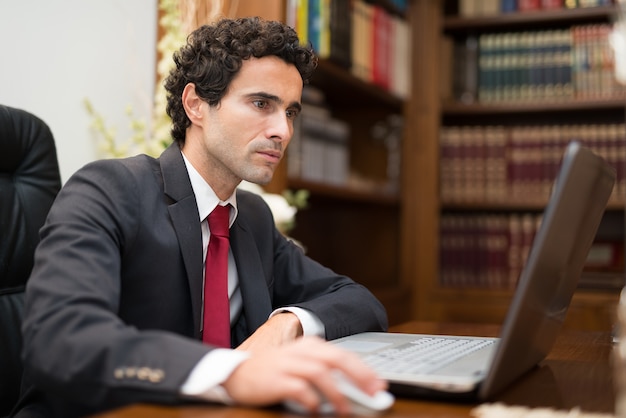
[94,321,616,417]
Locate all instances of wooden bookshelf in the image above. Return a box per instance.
[408,0,626,332]
[247,0,412,326]
[233,0,625,331]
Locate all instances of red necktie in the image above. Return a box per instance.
[202,204,231,347]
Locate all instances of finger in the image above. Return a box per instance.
[282,376,325,413]
[283,339,377,414]
[257,342,350,414]
[330,352,388,395]
[295,339,387,395]
[307,370,352,415]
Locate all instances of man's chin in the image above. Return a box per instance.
[242,172,274,186]
[243,167,274,186]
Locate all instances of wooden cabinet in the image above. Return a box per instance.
[406,0,625,332]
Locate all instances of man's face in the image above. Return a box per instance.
[198,56,303,188]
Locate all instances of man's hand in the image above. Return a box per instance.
[222,336,387,415]
[236,312,303,352]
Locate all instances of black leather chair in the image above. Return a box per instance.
[0,105,61,416]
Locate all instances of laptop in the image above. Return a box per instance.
[332,141,616,401]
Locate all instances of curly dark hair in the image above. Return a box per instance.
[164,16,318,144]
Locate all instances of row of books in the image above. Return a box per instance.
[445,23,626,103]
[440,213,540,289]
[458,0,614,17]
[286,0,411,99]
[287,0,350,67]
[439,211,622,289]
[440,124,626,205]
[287,95,351,186]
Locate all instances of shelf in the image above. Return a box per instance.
[311,60,404,110]
[442,97,626,116]
[441,201,625,212]
[428,285,620,331]
[579,271,625,291]
[443,5,618,33]
[287,178,400,206]
[434,283,621,299]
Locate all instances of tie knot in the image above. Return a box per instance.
[208,205,230,237]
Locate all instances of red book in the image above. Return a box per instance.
[371,6,391,90]
[518,0,541,11]
[541,0,563,9]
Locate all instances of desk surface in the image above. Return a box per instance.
[94,321,616,417]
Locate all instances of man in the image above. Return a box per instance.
[13,16,388,417]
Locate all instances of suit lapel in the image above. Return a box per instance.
[230,219,273,334]
[160,144,204,339]
[159,144,274,339]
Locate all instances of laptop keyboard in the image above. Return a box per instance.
[362,337,496,375]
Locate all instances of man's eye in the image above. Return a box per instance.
[253,100,268,109]
[286,109,299,119]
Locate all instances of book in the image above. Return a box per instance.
[541,0,564,9]
[459,0,480,17]
[390,16,411,99]
[328,0,351,68]
[372,5,392,90]
[351,0,368,81]
[308,0,321,53]
[501,0,518,12]
[297,0,309,45]
[518,0,542,11]
[453,36,479,103]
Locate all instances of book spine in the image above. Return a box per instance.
[391,17,411,99]
[296,0,309,45]
[328,0,351,68]
[501,0,518,13]
[518,0,542,11]
[479,34,495,102]
[308,0,321,54]
[454,36,479,103]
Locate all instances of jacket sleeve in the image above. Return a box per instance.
[235,191,389,341]
[21,159,210,413]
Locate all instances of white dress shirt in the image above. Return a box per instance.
[179,152,325,402]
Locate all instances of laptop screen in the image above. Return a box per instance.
[480,141,616,398]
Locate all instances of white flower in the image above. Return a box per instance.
[238,181,298,234]
[259,193,298,226]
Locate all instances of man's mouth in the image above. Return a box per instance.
[258,149,282,163]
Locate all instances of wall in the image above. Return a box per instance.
[0,0,158,182]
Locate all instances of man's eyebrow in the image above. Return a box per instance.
[291,101,302,112]
[248,92,301,112]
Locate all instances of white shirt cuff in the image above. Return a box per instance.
[180,348,249,404]
[270,306,326,338]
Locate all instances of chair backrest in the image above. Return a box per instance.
[0,105,61,416]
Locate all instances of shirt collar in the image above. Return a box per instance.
[181,150,238,226]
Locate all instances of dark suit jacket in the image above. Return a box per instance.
[13,143,387,417]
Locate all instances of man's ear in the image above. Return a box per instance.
[182,83,204,126]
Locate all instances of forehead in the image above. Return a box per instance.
[228,56,303,100]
